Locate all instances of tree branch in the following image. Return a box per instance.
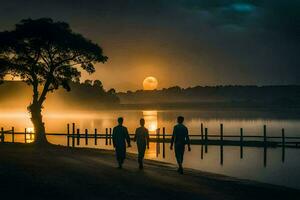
[40,53,50,69]
[37,45,56,105]
[54,54,79,68]
[37,75,51,106]
[37,50,55,105]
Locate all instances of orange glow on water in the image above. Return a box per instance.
[25,127,34,143]
[143,110,158,133]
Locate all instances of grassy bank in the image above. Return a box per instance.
[0,143,299,200]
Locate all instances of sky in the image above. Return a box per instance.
[0,0,299,91]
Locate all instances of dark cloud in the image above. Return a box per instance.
[0,0,299,90]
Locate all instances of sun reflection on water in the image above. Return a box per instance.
[25,127,35,143]
[142,110,158,133]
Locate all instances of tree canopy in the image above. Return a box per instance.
[0,18,107,99]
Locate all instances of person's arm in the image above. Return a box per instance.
[186,127,191,151]
[112,128,116,148]
[146,129,150,149]
[170,126,176,150]
[125,128,131,147]
[133,129,137,142]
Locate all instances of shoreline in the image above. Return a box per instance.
[74,146,300,191]
[0,143,299,200]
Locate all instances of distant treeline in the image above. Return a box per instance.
[118,85,300,105]
[2,82,300,111]
[0,80,119,110]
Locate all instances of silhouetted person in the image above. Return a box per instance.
[134,118,150,169]
[170,116,191,174]
[112,117,131,168]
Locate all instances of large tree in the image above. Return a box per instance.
[0,18,107,145]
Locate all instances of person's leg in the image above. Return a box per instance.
[116,147,122,168]
[175,146,182,168]
[118,160,122,168]
[140,146,146,169]
[175,145,184,174]
[179,146,185,174]
[137,145,142,166]
[138,155,143,169]
[121,145,126,165]
[137,145,145,169]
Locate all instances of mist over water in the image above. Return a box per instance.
[1,109,299,134]
[1,109,300,189]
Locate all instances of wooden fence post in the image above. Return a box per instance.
[77,129,80,146]
[201,123,204,142]
[105,128,108,145]
[109,128,112,145]
[201,123,204,159]
[282,128,285,162]
[1,127,4,143]
[162,127,166,158]
[94,128,97,145]
[263,125,267,167]
[240,128,243,159]
[156,128,160,158]
[24,128,27,143]
[158,128,160,154]
[220,124,223,165]
[72,123,75,147]
[85,129,88,145]
[205,128,208,153]
[67,124,70,147]
[12,127,15,143]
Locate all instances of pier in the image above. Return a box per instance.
[1,123,300,167]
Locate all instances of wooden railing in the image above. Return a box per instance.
[1,123,300,167]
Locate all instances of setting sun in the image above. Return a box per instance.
[143,76,158,90]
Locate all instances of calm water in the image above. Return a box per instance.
[1,109,300,189]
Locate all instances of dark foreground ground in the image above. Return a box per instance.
[0,144,299,200]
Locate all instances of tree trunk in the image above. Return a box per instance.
[29,103,48,146]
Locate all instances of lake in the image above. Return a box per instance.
[1,109,300,189]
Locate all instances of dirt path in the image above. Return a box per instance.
[0,143,299,200]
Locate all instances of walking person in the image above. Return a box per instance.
[134,118,150,169]
[170,116,191,174]
[112,117,131,169]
